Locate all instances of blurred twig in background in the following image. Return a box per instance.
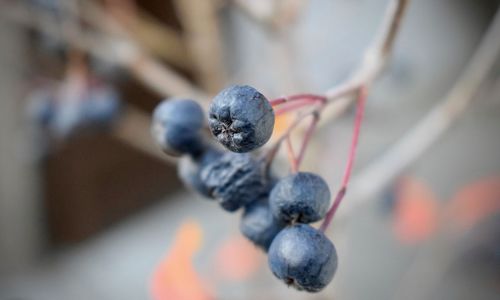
[342,8,500,219]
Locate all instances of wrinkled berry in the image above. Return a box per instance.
[268,224,338,292]
[270,172,331,224]
[151,99,205,156]
[240,198,286,251]
[178,148,222,198]
[208,85,274,153]
[200,152,269,212]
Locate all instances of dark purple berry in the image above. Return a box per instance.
[151,99,205,156]
[200,152,269,212]
[178,148,222,198]
[208,85,274,153]
[268,224,338,292]
[240,198,286,251]
[270,172,331,224]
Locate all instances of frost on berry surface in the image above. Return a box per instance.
[200,152,270,212]
[208,85,275,153]
[268,224,338,292]
[240,198,286,251]
[178,148,222,198]
[151,99,205,156]
[270,172,331,224]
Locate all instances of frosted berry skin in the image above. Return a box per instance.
[268,224,338,292]
[200,152,269,212]
[240,199,286,251]
[151,99,205,156]
[178,148,222,198]
[270,172,331,224]
[208,85,275,153]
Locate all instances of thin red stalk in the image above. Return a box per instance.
[295,112,320,170]
[275,99,323,115]
[274,100,316,115]
[320,86,367,232]
[270,94,326,107]
[285,136,299,173]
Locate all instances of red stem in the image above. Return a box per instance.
[274,100,317,115]
[285,136,299,173]
[295,112,320,170]
[270,93,327,106]
[320,86,367,232]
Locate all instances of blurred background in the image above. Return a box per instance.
[0,0,499,299]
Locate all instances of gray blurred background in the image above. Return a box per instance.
[0,0,499,299]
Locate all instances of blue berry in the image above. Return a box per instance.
[27,88,55,127]
[208,85,274,153]
[82,86,121,126]
[270,172,331,224]
[240,198,286,251]
[200,152,269,212]
[151,99,205,156]
[268,224,338,292]
[178,148,222,198]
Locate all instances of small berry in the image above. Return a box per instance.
[208,85,274,153]
[151,99,205,156]
[83,86,121,126]
[270,172,331,224]
[240,198,286,251]
[200,152,269,212]
[27,88,55,127]
[268,224,338,292]
[178,148,222,198]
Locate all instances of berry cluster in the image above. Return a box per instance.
[28,82,121,138]
[152,84,343,293]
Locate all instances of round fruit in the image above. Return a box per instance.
[151,99,205,156]
[178,148,222,198]
[200,152,269,212]
[270,172,331,224]
[240,198,285,251]
[268,224,338,292]
[208,85,274,153]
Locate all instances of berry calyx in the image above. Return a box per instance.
[208,85,275,153]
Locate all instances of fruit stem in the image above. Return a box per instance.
[320,86,367,232]
[270,94,327,115]
[270,94,327,107]
[285,135,299,173]
[295,111,320,170]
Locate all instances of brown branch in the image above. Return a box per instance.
[319,0,410,123]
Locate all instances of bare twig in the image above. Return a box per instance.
[173,0,227,93]
[319,0,410,123]
[337,8,500,221]
[113,106,176,164]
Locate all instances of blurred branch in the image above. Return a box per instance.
[113,106,176,164]
[1,2,207,164]
[80,0,209,101]
[338,8,500,220]
[173,0,227,93]
[104,0,193,71]
[1,1,208,101]
[232,0,308,30]
[318,0,410,125]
